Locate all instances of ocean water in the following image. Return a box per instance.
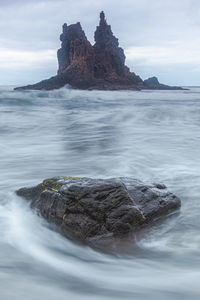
[0,85,200,299]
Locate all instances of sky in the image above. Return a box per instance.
[1,0,200,86]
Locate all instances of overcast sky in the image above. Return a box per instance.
[1,0,200,86]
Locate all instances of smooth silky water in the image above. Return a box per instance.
[0,86,200,299]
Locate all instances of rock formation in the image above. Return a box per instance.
[144,76,184,90]
[16,176,181,248]
[15,12,183,91]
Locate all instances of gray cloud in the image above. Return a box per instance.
[0,0,200,85]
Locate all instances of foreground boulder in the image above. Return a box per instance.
[16,177,181,246]
[15,12,184,91]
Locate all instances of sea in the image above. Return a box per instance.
[0,85,200,299]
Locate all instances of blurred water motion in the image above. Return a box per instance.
[0,86,200,299]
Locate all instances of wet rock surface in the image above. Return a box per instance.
[16,177,181,246]
[15,12,184,91]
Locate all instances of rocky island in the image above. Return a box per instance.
[15,12,184,91]
[16,176,181,249]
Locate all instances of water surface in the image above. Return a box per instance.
[0,86,200,299]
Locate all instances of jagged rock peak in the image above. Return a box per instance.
[99,11,107,26]
[94,11,119,48]
[57,21,93,75]
[93,11,128,79]
[60,22,86,40]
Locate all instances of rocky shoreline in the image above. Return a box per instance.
[15,12,184,91]
[16,176,181,248]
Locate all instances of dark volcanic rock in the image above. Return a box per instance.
[16,177,181,245]
[144,76,185,90]
[144,76,160,87]
[56,22,95,89]
[92,11,143,88]
[14,12,183,91]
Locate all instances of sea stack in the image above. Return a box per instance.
[15,12,183,91]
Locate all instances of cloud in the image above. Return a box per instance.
[0,48,55,69]
[125,41,200,66]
